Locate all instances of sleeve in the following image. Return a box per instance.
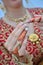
[27,8,43,22]
[28,8,43,15]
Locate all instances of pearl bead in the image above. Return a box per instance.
[33,42,35,44]
[25,27,28,31]
[36,41,39,44]
[39,39,41,41]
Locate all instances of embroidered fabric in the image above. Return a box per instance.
[0,8,43,65]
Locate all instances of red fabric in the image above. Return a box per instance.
[0,8,43,65]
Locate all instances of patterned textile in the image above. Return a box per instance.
[28,8,43,15]
[0,8,43,65]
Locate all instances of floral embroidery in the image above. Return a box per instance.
[0,8,43,65]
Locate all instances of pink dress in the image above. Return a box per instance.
[0,8,43,65]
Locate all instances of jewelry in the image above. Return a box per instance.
[5,10,31,23]
[25,26,29,31]
[0,2,6,13]
[28,33,41,45]
[5,15,29,23]
[29,34,39,42]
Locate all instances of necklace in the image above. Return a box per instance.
[6,15,28,23]
[5,10,31,23]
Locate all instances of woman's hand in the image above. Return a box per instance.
[4,22,27,52]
